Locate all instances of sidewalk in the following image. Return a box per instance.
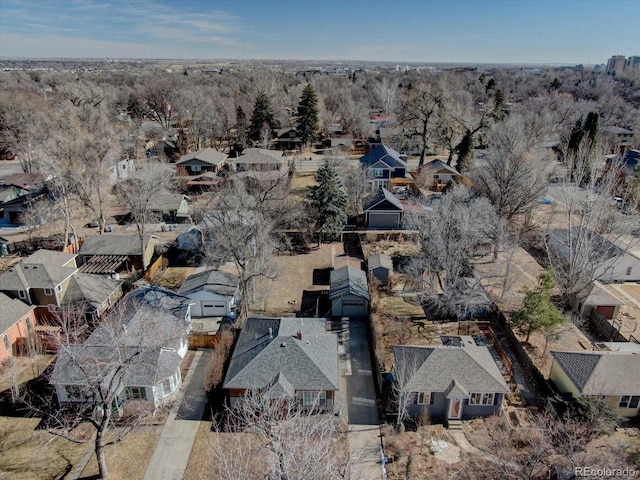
[143,349,210,480]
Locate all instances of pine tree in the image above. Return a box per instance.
[308,161,347,244]
[455,130,474,173]
[491,88,508,121]
[249,92,278,142]
[296,83,319,149]
[511,269,565,344]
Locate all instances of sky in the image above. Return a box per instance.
[0,0,638,64]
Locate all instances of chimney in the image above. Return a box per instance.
[296,330,302,341]
[268,327,273,339]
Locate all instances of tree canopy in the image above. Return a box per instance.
[308,161,347,243]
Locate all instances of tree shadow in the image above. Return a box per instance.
[299,290,331,317]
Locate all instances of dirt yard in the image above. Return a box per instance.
[257,242,344,317]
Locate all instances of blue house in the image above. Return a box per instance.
[359,144,409,192]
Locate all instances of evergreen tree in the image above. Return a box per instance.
[232,105,248,155]
[490,88,508,121]
[511,269,565,344]
[249,92,278,142]
[308,161,347,244]
[296,83,319,149]
[455,129,474,173]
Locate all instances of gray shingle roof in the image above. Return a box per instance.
[551,351,640,395]
[424,159,460,175]
[368,253,393,271]
[364,187,403,211]
[329,266,370,301]
[223,317,339,392]
[0,292,33,335]
[550,228,624,262]
[0,257,76,291]
[177,148,228,166]
[359,144,408,169]
[236,149,284,164]
[394,344,509,395]
[178,269,239,297]
[63,274,123,310]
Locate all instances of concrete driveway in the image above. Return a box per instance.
[343,319,385,479]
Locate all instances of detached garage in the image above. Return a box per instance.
[178,269,240,317]
[330,266,370,318]
[364,188,404,229]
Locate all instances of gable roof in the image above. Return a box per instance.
[0,292,33,335]
[178,269,239,297]
[63,274,123,310]
[223,317,339,392]
[393,343,509,395]
[0,259,76,291]
[368,253,393,271]
[147,192,189,212]
[235,149,285,165]
[79,235,156,257]
[551,350,640,395]
[359,144,408,170]
[424,159,460,175]
[329,266,370,301]
[177,148,227,166]
[364,187,404,211]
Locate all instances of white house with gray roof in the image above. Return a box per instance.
[223,317,339,411]
[176,147,228,175]
[232,148,285,172]
[330,266,370,317]
[394,338,509,422]
[178,268,240,317]
[550,350,640,418]
[50,286,192,410]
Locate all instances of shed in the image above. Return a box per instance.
[368,253,393,286]
[329,266,370,318]
[178,269,240,317]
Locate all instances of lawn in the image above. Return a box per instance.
[290,171,317,198]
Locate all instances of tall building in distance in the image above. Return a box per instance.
[606,55,640,75]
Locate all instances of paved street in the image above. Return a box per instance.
[343,319,385,480]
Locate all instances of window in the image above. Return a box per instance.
[619,395,640,409]
[18,290,26,299]
[126,386,146,400]
[44,288,53,296]
[191,164,201,172]
[413,392,431,404]
[56,285,62,292]
[161,375,177,397]
[373,168,384,178]
[627,267,633,276]
[296,390,327,407]
[469,392,495,405]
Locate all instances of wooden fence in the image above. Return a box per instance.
[143,254,168,281]
[590,309,628,342]
[189,333,222,349]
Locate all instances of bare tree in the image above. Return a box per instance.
[339,164,368,218]
[113,161,174,270]
[391,345,428,427]
[35,292,190,479]
[202,179,282,315]
[472,114,553,222]
[406,186,501,320]
[208,392,347,480]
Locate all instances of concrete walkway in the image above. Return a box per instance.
[143,349,210,480]
[344,319,385,480]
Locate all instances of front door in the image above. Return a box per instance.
[448,398,462,419]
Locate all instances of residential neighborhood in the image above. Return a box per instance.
[0,35,639,480]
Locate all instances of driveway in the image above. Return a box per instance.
[343,319,384,479]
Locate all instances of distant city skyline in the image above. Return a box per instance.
[0,0,638,64]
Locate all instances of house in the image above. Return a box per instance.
[0,173,49,224]
[147,192,191,223]
[548,228,640,283]
[109,158,135,181]
[393,337,509,422]
[178,268,240,317]
[0,249,123,320]
[422,159,461,191]
[601,127,634,154]
[233,148,285,172]
[176,148,227,175]
[78,234,159,273]
[50,286,192,409]
[569,281,625,320]
[359,144,409,191]
[0,292,37,362]
[273,127,301,150]
[368,253,393,286]
[550,350,640,417]
[364,188,404,229]
[223,317,339,410]
[330,266,370,317]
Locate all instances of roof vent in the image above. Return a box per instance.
[280,342,286,347]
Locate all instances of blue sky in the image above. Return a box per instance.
[0,0,638,64]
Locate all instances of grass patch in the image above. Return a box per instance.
[156,267,196,291]
[290,172,317,198]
